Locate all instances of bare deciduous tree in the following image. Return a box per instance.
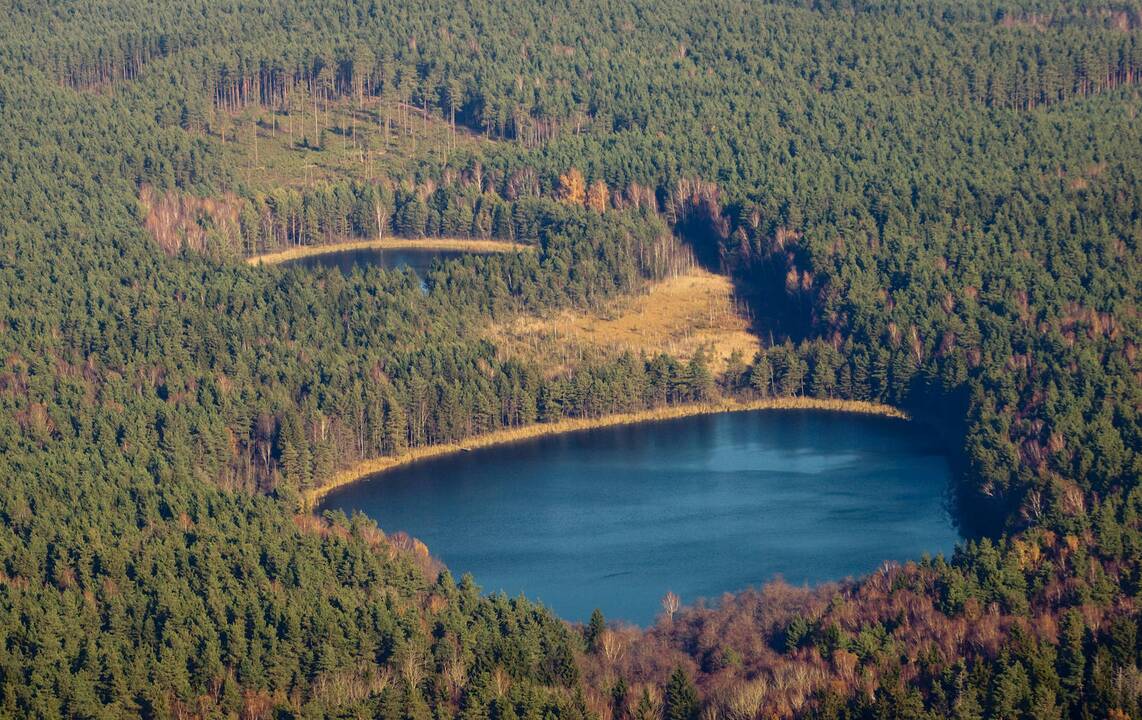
[599,628,626,665]
[662,591,680,623]
[492,666,511,697]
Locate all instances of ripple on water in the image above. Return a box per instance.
[322,410,957,624]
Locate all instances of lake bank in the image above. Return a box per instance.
[303,397,908,509]
[246,237,530,266]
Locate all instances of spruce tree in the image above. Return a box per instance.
[585,609,605,653]
[664,666,699,720]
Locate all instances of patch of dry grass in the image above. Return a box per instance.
[488,269,762,373]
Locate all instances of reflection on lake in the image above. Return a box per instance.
[283,246,484,278]
[322,410,958,625]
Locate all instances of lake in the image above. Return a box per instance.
[321,410,957,625]
[283,246,483,277]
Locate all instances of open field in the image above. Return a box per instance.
[303,397,908,508]
[488,268,763,373]
[246,237,532,266]
[221,99,496,191]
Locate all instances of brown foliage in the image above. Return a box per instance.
[140,185,243,256]
[559,168,587,205]
[240,689,275,720]
[583,560,1050,719]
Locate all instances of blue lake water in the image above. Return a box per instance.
[283,246,482,277]
[321,410,957,625]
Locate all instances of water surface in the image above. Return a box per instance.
[322,410,956,624]
[283,246,483,277]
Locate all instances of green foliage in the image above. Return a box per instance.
[664,666,699,720]
[0,0,1138,717]
[585,608,606,654]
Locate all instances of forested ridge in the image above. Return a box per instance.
[0,0,1140,718]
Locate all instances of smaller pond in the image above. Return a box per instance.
[283,247,485,277]
[322,410,958,625]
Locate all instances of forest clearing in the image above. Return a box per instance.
[489,268,762,373]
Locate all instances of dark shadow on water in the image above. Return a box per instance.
[283,247,482,278]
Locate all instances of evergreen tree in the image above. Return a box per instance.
[585,609,606,654]
[664,666,699,720]
[1058,611,1087,711]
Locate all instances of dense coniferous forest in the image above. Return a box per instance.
[0,0,1139,717]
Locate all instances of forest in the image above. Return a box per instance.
[0,0,1139,717]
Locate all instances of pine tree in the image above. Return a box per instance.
[633,689,657,720]
[687,354,715,402]
[384,398,408,455]
[312,439,336,486]
[1058,611,1086,710]
[990,660,1031,720]
[611,678,628,720]
[585,609,605,653]
[750,352,773,398]
[664,666,699,720]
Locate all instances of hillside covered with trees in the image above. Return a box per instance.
[0,0,1139,717]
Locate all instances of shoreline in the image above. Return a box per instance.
[246,237,530,266]
[303,397,908,509]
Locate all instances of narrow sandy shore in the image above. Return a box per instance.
[246,237,531,266]
[303,397,908,508]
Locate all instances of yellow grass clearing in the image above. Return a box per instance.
[488,268,762,373]
[303,397,907,508]
[246,237,531,266]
